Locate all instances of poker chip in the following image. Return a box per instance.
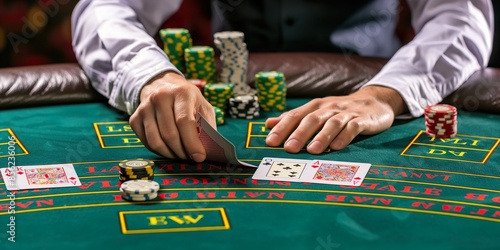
[120,180,160,195]
[255,71,287,111]
[214,106,225,125]
[213,31,253,96]
[159,28,192,73]
[121,192,158,201]
[184,46,217,82]
[118,158,155,182]
[228,95,260,119]
[204,82,234,111]
[424,104,458,138]
[188,79,207,93]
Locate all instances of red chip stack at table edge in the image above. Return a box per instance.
[424,104,458,138]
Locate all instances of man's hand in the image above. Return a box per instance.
[129,71,215,162]
[265,86,407,153]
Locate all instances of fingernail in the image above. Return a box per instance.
[190,153,205,162]
[285,139,300,149]
[267,133,279,143]
[332,140,343,149]
[308,141,322,151]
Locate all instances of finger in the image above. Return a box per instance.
[307,114,350,154]
[329,117,366,150]
[265,111,303,147]
[139,104,177,158]
[174,93,212,162]
[265,112,287,129]
[156,97,188,160]
[283,112,329,153]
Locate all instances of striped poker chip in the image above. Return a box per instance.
[214,106,225,125]
[228,95,260,119]
[424,104,457,138]
[184,46,216,82]
[121,192,158,201]
[213,31,251,96]
[255,71,287,111]
[159,28,192,72]
[204,83,234,110]
[120,180,160,195]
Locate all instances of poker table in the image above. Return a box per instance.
[1,54,500,249]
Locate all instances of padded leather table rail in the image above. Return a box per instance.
[1,53,499,113]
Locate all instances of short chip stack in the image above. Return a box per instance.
[120,180,160,201]
[204,82,234,111]
[228,95,260,119]
[424,104,458,138]
[214,106,225,125]
[159,28,192,73]
[118,158,155,182]
[184,46,217,82]
[255,71,287,111]
[213,31,252,96]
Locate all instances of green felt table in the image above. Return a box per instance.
[0,99,499,249]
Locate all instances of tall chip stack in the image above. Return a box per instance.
[213,31,252,96]
[255,71,287,111]
[184,46,217,82]
[159,28,192,73]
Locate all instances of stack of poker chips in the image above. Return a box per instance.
[203,82,234,111]
[184,46,217,82]
[228,95,260,119]
[255,71,287,111]
[118,158,155,182]
[213,31,252,96]
[159,28,192,73]
[120,180,160,201]
[214,107,225,125]
[424,104,458,138]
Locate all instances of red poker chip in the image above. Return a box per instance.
[188,79,207,93]
[424,104,457,114]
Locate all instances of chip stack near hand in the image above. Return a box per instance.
[118,158,155,182]
[228,95,260,119]
[214,106,225,125]
[159,28,192,73]
[120,180,160,201]
[204,82,234,111]
[214,31,252,96]
[255,71,287,111]
[184,46,217,82]
[424,104,458,138]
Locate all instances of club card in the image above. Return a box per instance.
[252,157,311,181]
[301,160,371,186]
[196,112,256,167]
[1,164,81,191]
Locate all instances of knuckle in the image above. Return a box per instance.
[304,113,321,123]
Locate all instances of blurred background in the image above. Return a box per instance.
[0,0,498,68]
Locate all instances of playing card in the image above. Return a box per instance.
[252,157,310,181]
[0,164,81,190]
[196,112,255,167]
[301,160,371,186]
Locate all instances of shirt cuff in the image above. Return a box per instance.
[363,66,442,118]
[109,48,183,115]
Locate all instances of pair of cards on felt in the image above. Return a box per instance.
[253,157,371,186]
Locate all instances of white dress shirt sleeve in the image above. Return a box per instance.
[364,0,494,117]
[71,0,184,114]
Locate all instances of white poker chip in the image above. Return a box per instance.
[122,192,158,201]
[120,180,160,195]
